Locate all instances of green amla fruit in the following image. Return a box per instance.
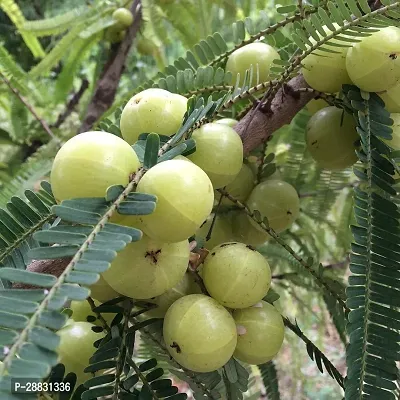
[306,106,359,170]
[215,118,238,128]
[306,98,330,115]
[379,83,400,113]
[89,275,120,304]
[246,180,300,234]
[105,26,126,44]
[136,159,214,243]
[346,26,400,93]
[50,131,140,202]
[195,213,235,250]
[136,36,158,56]
[302,24,352,93]
[382,113,400,150]
[215,163,255,206]
[231,211,269,247]
[57,322,105,386]
[112,8,134,28]
[144,273,201,318]
[203,242,271,309]
[187,123,243,189]
[163,294,237,372]
[233,301,284,365]
[226,42,280,87]
[102,234,190,299]
[69,299,116,327]
[120,88,188,145]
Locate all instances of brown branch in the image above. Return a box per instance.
[51,78,89,128]
[234,74,315,155]
[79,0,142,133]
[0,72,59,142]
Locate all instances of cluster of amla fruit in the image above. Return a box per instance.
[48,85,300,377]
[105,8,134,44]
[220,25,400,172]
[303,25,400,171]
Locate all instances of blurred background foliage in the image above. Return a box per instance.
[0,0,348,398]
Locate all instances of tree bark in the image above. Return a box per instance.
[235,75,314,155]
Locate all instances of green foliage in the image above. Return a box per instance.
[259,361,280,400]
[0,0,400,399]
[0,140,58,206]
[0,0,45,58]
[0,181,55,282]
[0,46,29,95]
[222,358,250,400]
[285,318,344,389]
[344,86,400,399]
[21,7,91,37]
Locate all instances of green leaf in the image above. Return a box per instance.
[277,5,297,14]
[140,358,158,372]
[0,268,56,287]
[28,245,80,260]
[9,358,50,378]
[38,310,68,330]
[84,374,115,388]
[117,201,156,216]
[21,7,89,36]
[29,326,60,351]
[19,343,59,367]
[0,0,45,58]
[0,311,28,329]
[52,205,101,225]
[0,296,38,314]
[81,386,114,400]
[144,133,161,169]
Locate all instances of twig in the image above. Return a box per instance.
[80,0,143,132]
[51,78,89,128]
[209,1,328,66]
[0,72,59,143]
[113,299,144,400]
[87,296,110,333]
[284,317,345,388]
[188,247,209,295]
[298,0,305,18]
[323,257,350,270]
[272,272,298,280]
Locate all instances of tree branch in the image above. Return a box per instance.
[79,0,143,133]
[0,72,59,143]
[234,74,315,155]
[51,78,89,129]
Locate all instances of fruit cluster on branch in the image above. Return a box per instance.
[19,73,315,283]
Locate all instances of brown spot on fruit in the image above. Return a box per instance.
[145,249,162,263]
[170,341,181,353]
